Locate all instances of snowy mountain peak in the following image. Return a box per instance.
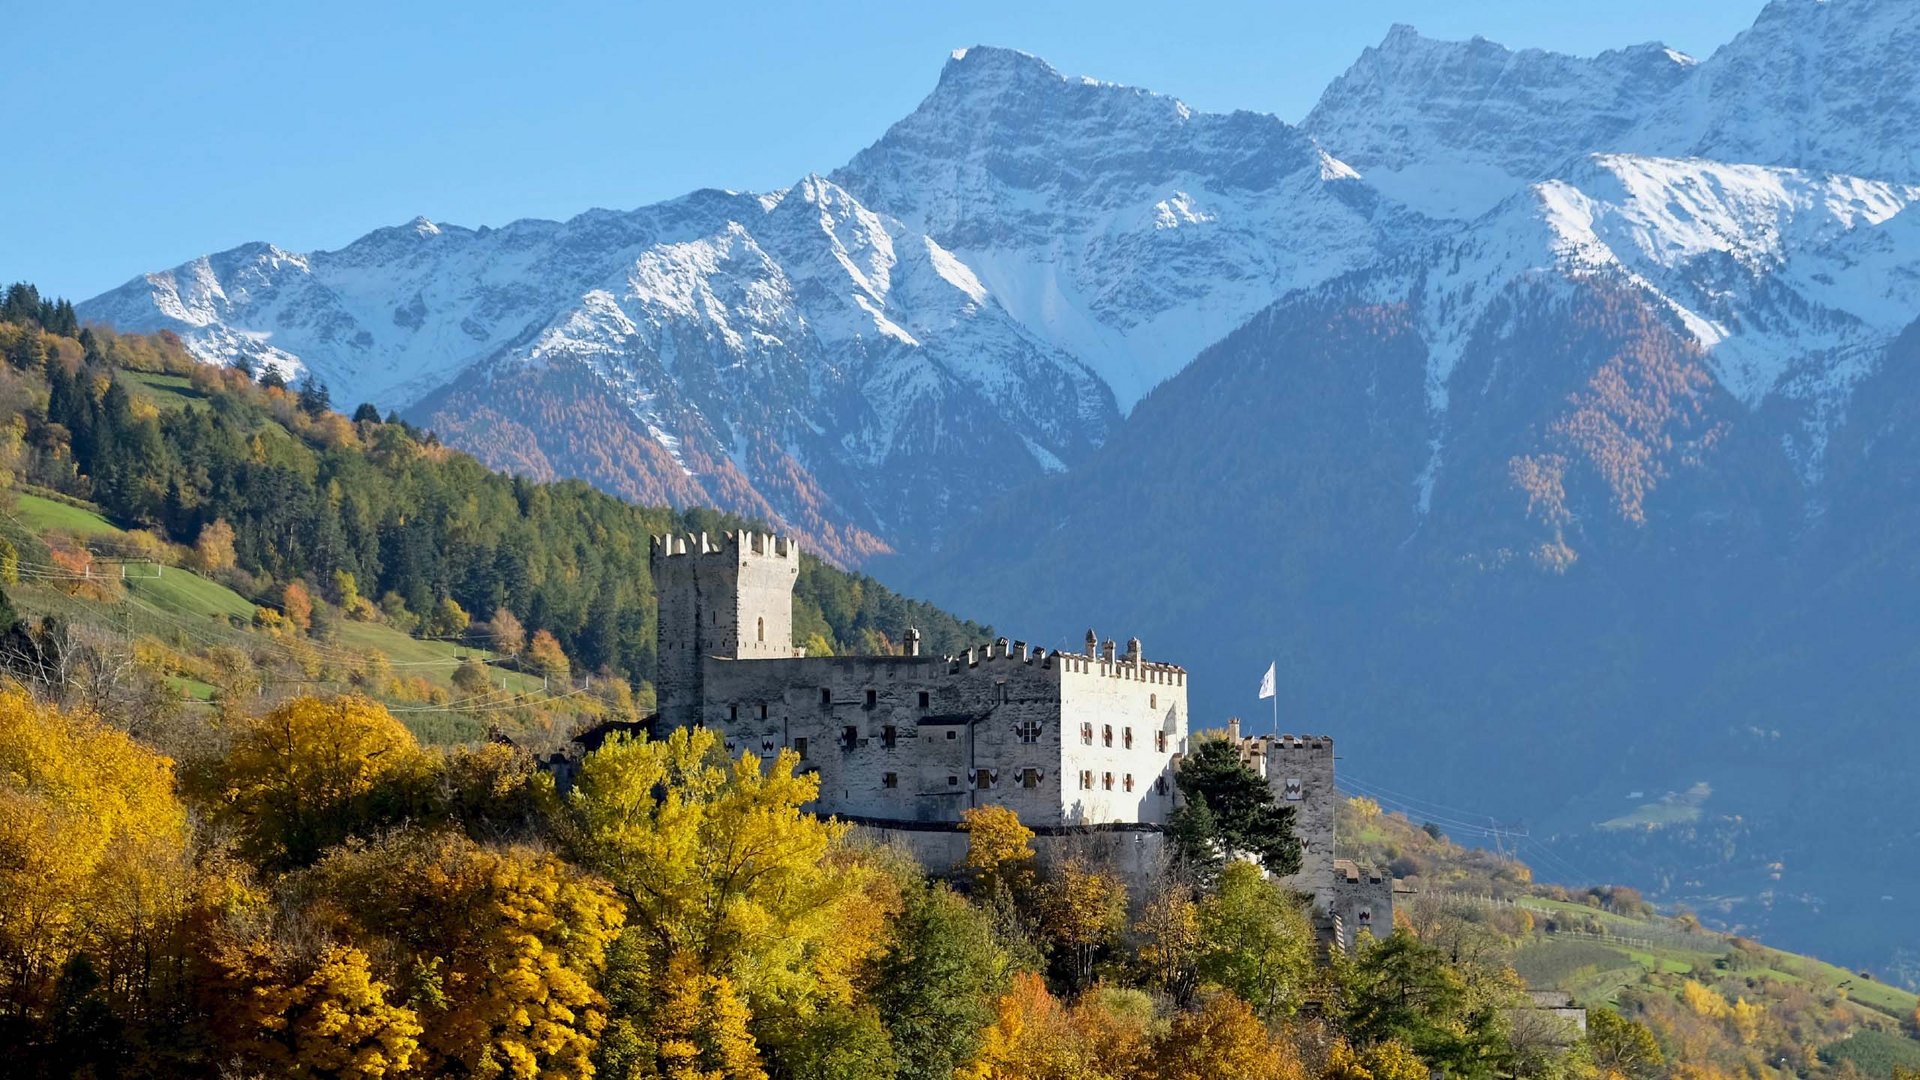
[834,47,1400,408]
[1305,26,1695,220]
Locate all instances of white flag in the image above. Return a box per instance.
[1257,661,1276,700]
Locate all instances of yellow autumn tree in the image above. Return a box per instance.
[1039,854,1129,991]
[1137,881,1203,1007]
[305,830,626,1080]
[0,686,192,1021]
[652,952,769,1080]
[212,941,422,1080]
[959,805,1036,896]
[189,518,238,575]
[528,629,571,679]
[957,971,1087,1080]
[205,695,430,867]
[568,726,892,1012]
[1151,994,1305,1080]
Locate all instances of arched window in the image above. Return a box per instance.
[757,617,765,643]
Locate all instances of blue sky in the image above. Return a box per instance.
[5,0,1766,300]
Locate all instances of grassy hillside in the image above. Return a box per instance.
[1336,796,1920,1076]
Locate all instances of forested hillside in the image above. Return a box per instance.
[0,282,985,740]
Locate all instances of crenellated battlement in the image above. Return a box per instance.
[943,632,1186,685]
[1258,734,1335,755]
[649,530,798,561]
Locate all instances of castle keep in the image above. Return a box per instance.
[644,530,1391,938]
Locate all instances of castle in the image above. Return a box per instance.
[639,530,1393,944]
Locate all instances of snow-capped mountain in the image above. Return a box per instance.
[1303,26,1696,221]
[1305,0,1920,219]
[833,46,1417,408]
[84,175,1118,561]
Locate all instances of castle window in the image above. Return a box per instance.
[1080,722,1093,746]
[1102,724,1113,748]
[976,770,994,790]
[821,688,833,708]
[945,730,958,741]
[757,617,765,643]
[997,683,1008,703]
[792,737,808,759]
[883,771,899,789]
[729,704,738,722]
[918,691,930,709]
[1123,773,1135,793]
[1079,770,1093,790]
[1155,775,1169,795]
[1123,727,1133,750]
[1101,771,1114,790]
[865,689,877,708]
[1150,693,1157,709]
[947,775,959,787]
[882,725,897,749]
[1021,767,1041,789]
[842,726,858,749]
[758,703,768,720]
[1156,731,1168,753]
[1015,720,1042,744]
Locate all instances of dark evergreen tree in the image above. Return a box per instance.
[1170,738,1301,878]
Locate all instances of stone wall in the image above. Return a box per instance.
[1327,859,1395,949]
[1262,735,1337,892]
[698,647,1072,825]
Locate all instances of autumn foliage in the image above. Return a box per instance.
[0,683,1794,1080]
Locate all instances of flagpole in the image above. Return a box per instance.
[1272,661,1278,738]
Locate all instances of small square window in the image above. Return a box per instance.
[883,771,899,789]
[976,770,994,790]
[882,725,897,749]
[947,775,959,787]
[1015,720,1042,744]
[945,729,958,741]
[1021,767,1041,789]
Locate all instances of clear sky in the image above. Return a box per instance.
[5,0,1767,301]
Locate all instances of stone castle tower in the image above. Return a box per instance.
[651,531,800,728]
[1226,720,1393,948]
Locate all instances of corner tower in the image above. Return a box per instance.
[651,530,799,728]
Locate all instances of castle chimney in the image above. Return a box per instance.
[904,627,921,657]
[1085,629,1098,658]
[1126,637,1142,666]
[1102,639,1116,663]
